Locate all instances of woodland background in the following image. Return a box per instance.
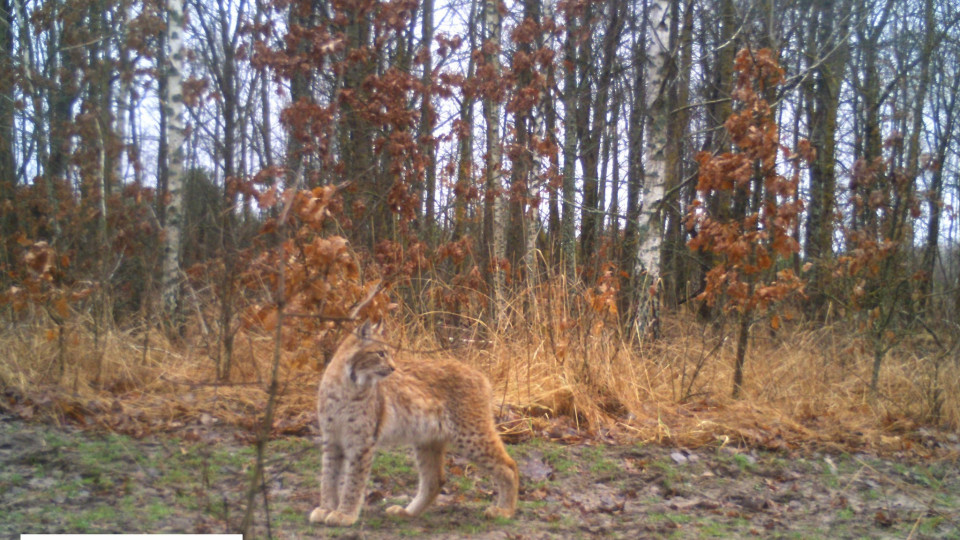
[1,0,959,453]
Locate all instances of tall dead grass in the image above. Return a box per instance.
[1,291,957,454]
[0,307,320,435]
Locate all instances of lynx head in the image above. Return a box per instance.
[338,320,395,387]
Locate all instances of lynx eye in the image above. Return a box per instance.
[375,350,387,358]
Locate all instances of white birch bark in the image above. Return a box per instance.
[483,0,505,323]
[524,111,544,290]
[161,0,187,318]
[114,5,130,184]
[520,0,542,295]
[633,0,671,335]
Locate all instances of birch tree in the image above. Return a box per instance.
[632,0,671,336]
[161,0,187,319]
[482,0,505,323]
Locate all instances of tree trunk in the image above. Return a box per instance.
[580,0,623,276]
[340,4,380,248]
[541,0,560,265]
[420,0,437,229]
[606,92,621,249]
[853,0,892,239]
[285,0,314,187]
[575,2,597,266]
[917,0,948,312]
[0,0,16,260]
[13,0,59,240]
[46,0,80,186]
[516,0,542,287]
[95,2,116,205]
[870,333,886,397]
[115,3,132,186]
[156,19,169,224]
[899,0,935,250]
[732,307,751,399]
[660,0,692,307]
[482,0,505,323]
[804,0,849,312]
[694,0,735,321]
[560,4,578,284]
[161,0,187,320]
[632,0,672,338]
[452,0,477,242]
[617,1,647,328]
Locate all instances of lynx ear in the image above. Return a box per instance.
[357,321,373,339]
[357,320,384,340]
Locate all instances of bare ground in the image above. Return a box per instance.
[1,413,958,539]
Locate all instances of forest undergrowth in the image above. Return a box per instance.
[1,287,957,458]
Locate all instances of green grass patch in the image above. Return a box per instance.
[449,473,475,492]
[145,502,175,522]
[372,450,414,479]
[541,445,576,476]
[652,459,683,492]
[732,453,755,472]
[66,504,119,532]
[582,446,620,475]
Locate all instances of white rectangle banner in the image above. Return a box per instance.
[22,536,242,540]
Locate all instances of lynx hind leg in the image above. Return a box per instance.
[482,446,519,519]
[386,442,446,518]
[460,425,518,519]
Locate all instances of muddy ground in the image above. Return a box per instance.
[1,414,958,539]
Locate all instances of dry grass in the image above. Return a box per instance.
[401,310,958,454]
[1,297,957,455]
[0,307,321,436]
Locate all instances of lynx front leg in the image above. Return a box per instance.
[387,442,446,518]
[310,441,344,523]
[324,445,376,527]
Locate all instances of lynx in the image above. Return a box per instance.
[309,321,519,527]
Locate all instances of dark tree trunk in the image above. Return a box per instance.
[0,0,16,262]
[617,1,646,328]
[804,0,849,313]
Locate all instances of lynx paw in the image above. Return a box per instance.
[324,510,358,527]
[483,506,514,519]
[308,507,331,523]
[386,505,413,518]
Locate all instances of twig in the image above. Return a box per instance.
[347,280,383,320]
[159,375,265,388]
[260,464,272,539]
[240,174,302,538]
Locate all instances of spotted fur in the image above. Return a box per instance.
[309,321,519,527]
